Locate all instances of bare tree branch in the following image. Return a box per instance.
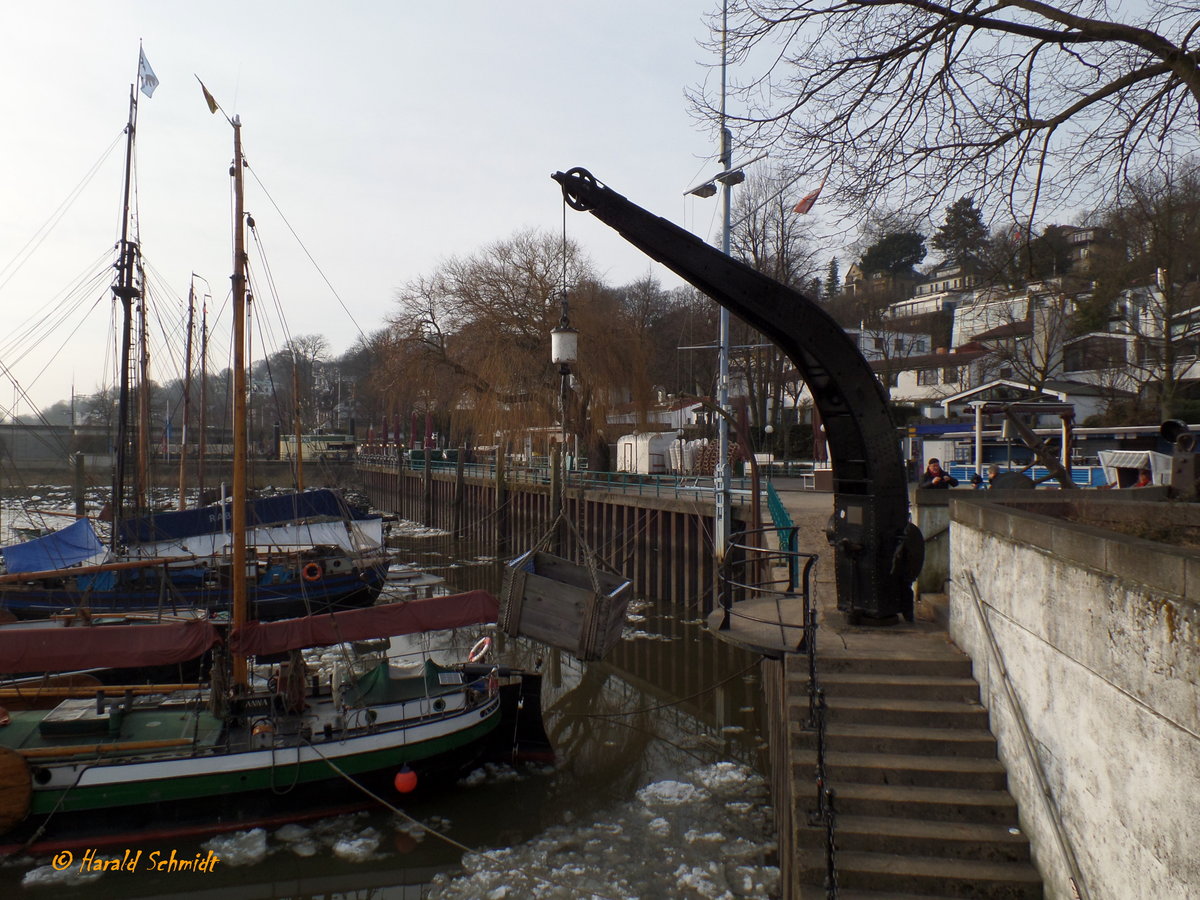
[697,1,1200,218]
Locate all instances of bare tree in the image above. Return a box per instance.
[1086,159,1200,417]
[701,2,1200,219]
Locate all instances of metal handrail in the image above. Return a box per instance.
[963,570,1089,900]
[715,524,838,894]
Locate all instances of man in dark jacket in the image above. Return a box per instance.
[919,458,959,489]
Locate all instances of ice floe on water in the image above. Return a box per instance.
[426,761,778,899]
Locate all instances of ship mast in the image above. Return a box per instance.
[110,84,140,552]
[177,279,196,509]
[230,115,250,689]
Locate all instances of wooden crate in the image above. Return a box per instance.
[499,550,631,661]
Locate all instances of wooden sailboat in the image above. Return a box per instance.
[0,101,546,847]
[0,73,388,623]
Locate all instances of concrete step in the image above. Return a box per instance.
[804,783,1019,826]
[792,723,998,758]
[792,671,982,703]
[792,696,989,730]
[795,815,1030,862]
[815,647,974,678]
[792,750,1008,790]
[799,850,1042,899]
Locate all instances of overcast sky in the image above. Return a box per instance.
[0,2,754,413]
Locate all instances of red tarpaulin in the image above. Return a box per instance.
[0,619,221,674]
[229,590,499,658]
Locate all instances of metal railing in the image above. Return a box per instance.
[716,525,837,896]
[717,525,816,652]
[355,454,759,500]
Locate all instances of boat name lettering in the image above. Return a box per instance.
[50,848,221,874]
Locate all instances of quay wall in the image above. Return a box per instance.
[948,496,1200,900]
[356,461,740,613]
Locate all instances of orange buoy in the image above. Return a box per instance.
[394,766,418,794]
[301,562,323,582]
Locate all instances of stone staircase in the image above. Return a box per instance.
[790,631,1043,899]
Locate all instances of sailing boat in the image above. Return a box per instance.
[0,591,540,844]
[0,58,388,623]
[0,101,548,846]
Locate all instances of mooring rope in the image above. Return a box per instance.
[307,741,628,900]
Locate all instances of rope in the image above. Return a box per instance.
[306,741,628,900]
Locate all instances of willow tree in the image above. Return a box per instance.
[385,229,657,455]
[701,2,1200,221]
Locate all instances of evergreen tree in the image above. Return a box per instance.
[930,196,989,265]
[860,231,926,276]
[823,257,840,298]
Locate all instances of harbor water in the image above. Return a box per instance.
[0,490,779,898]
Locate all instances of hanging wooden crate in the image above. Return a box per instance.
[499,550,632,661]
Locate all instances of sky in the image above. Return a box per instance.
[0,2,744,413]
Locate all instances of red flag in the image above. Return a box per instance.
[793,182,824,215]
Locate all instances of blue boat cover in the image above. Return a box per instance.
[2,518,106,573]
[118,488,376,543]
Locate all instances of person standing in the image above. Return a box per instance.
[920,458,959,489]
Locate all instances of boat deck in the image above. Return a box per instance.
[1,697,224,760]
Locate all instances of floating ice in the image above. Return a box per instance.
[274,823,310,843]
[332,827,382,862]
[201,828,269,867]
[637,780,710,807]
[428,762,775,900]
[458,762,524,788]
[21,862,104,888]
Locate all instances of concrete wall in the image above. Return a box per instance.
[948,498,1200,900]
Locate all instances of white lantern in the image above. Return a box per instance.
[551,325,578,368]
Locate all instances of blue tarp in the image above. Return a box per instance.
[117,488,376,543]
[2,518,106,573]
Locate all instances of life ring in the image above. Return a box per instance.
[467,636,492,663]
[301,562,323,582]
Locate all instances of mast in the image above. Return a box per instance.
[136,255,151,513]
[177,280,196,509]
[293,362,304,492]
[230,115,250,689]
[110,84,140,552]
[198,300,208,501]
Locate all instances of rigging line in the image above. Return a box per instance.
[247,221,291,340]
[2,279,107,376]
[306,743,629,900]
[0,130,125,291]
[0,250,113,360]
[244,166,368,341]
[20,290,110,402]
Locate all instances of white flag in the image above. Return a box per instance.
[139,48,159,98]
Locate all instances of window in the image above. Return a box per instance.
[942,366,960,384]
[917,369,938,385]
